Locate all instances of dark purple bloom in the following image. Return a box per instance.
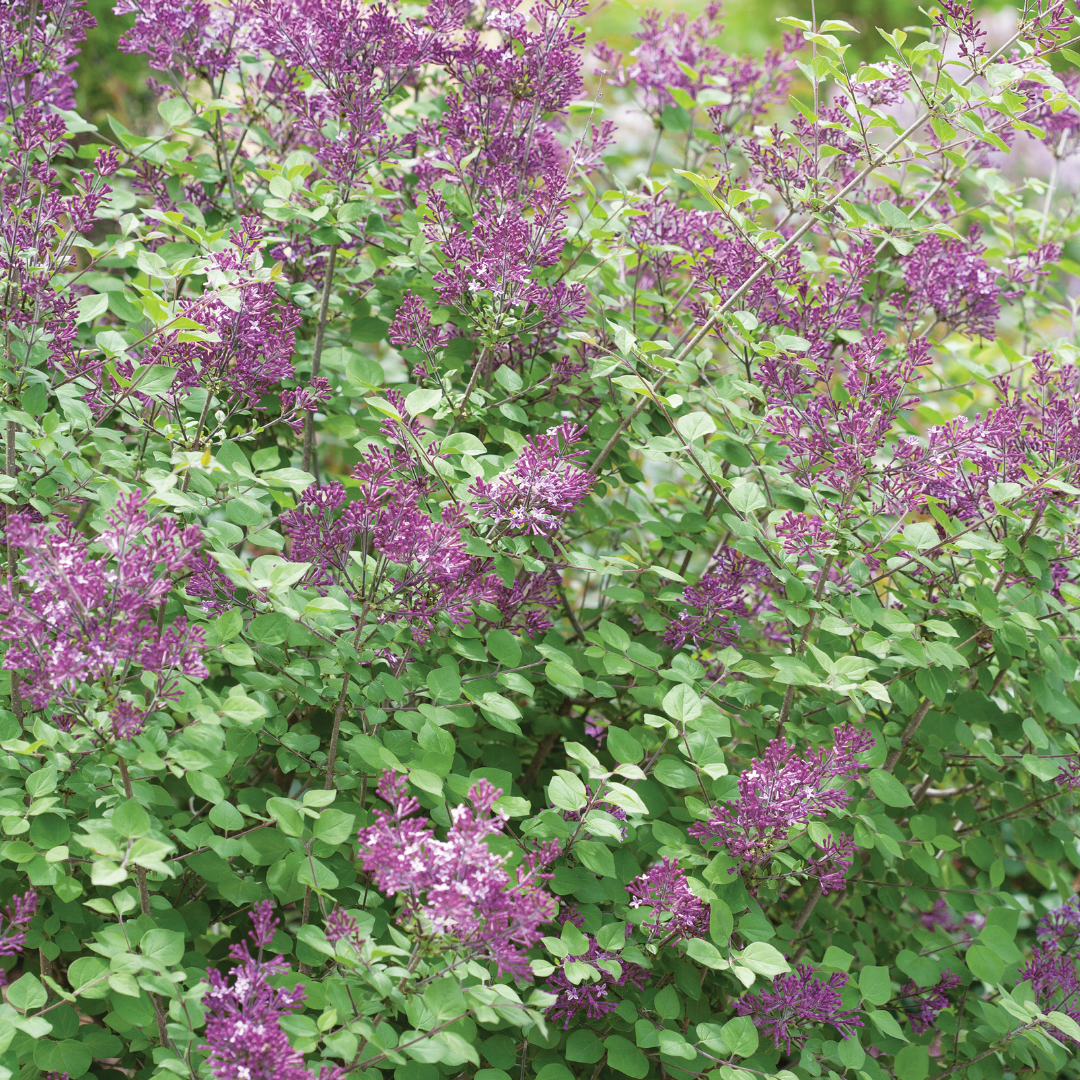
[690,725,874,891]
[900,970,961,1034]
[0,889,38,983]
[470,422,593,537]
[0,494,207,739]
[202,902,343,1080]
[627,858,710,942]
[357,770,557,979]
[735,965,863,1052]
[545,933,650,1028]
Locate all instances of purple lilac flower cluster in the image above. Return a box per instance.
[899,970,962,1034]
[664,547,778,652]
[627,858,710,942]
[1017,894,1080,1043]
[690,724,875,893]
[545,931,650,1028]
[203,902,343,1080]
[0,890,37,983]
[735,964,863,1052]
[276,403,592,645]
[0,494,207,739]
[357,770,557,978]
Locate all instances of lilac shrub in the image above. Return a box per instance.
[0,1,1076,1080]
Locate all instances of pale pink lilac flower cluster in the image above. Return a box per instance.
[357,770,558,979]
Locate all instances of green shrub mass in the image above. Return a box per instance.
[1,5,1080,1080]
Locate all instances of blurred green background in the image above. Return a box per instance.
[79,0,1017,133]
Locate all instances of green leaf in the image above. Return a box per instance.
[566,1029,604,1063]
[266,797,305,837]
[738,942,789,978]
[34,1039,93,1079]
[8,974,46,1012]
[1047,1011,1080,1042]
[868,769,914,807]
[405,388,442,415]
[158,97,194,126]
[721,1016,758,1058]
[576,840,616,878]
[561,920,590,956]
[76,293,109,324]
[313,808,356,846]
[662,684,702,723]
[869,1009,907,1041]
[140,928,185,967]
[548,771,587,812]
[679,935,723,973]
[728,482,766,513]
[424,975,467,1021]
[604,1035,649,1077]
[487,630,521,666]
[111,798,151,838]
[209,801,245,832]
[894,1045,929,1080]
[607,726,643,764]
[653,756,699,788]
[966,944,1005,984]
[880,202,913,229]
[859,966,892,1005]
[441,432,487,455]
[67,957,109,999]
[675,412,717,442]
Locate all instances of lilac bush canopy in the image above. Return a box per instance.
[0,0,1077,1079]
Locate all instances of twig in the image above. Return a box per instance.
[301,244,339,475]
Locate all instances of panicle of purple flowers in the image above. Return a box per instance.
[595,1,797,138]
[545,932,650,1029]
[775,512,838,559]
[627,858,710,942]
[852,61,910,107]
[1057,757,1080,791]
[324,909,365,951]
[0,889,38,982]
[470,422,593,537]
[90,217,322,433]
[203,901,343,1080]
[689,725,874,891]
[899,970,961,1034]
[1016,896,1080,1043]
[277,397,574,644]
[664,547,777,652]
[735,965,863,1052]
[356,770,557,979]
[0,0,120,390]
[0,493,207,739]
